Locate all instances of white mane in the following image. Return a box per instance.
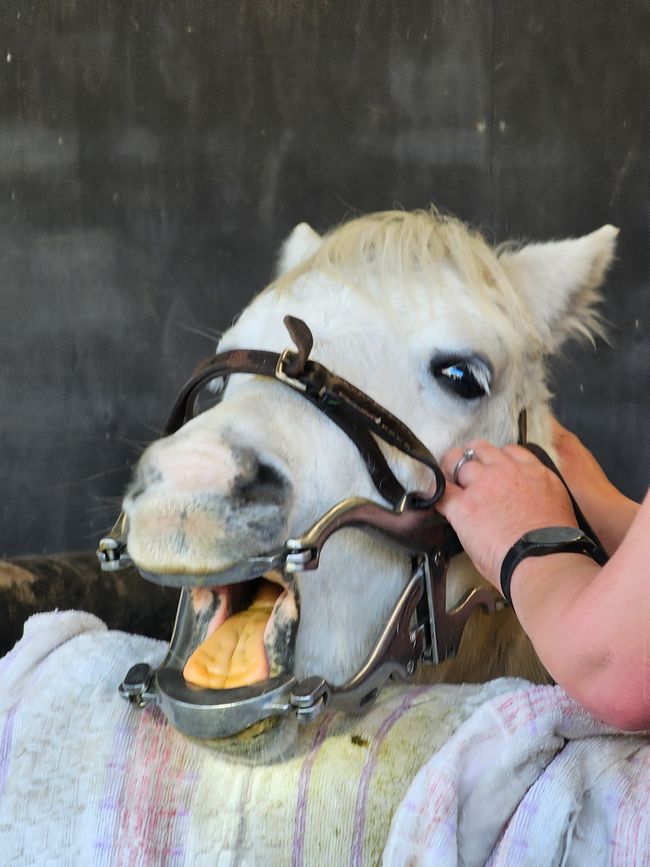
[272,208,609,352]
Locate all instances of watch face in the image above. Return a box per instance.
[524,527,584,545]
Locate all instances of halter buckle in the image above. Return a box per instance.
[275,349,307,392]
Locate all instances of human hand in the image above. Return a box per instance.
[550,418,638,553]
[551,419,614,503]
[435,441,577,588]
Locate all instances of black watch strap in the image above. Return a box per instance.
[500,526,608,607]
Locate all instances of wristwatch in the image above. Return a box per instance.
[500,526,608,607]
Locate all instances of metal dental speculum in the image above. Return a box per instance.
[98,316,504,739]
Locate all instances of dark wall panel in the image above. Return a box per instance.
[0,1,647,557]
[490,0,649,497]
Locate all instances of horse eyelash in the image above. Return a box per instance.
[464,360,491,395]
[430,355,492,398]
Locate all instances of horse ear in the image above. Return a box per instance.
[275,223,323,277]
[498,225,619,348]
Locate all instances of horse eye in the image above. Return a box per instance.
[430,356,491,400]
[192,375,229,416]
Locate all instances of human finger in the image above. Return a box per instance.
[440,440,493,476]
[441,445,484,488]
[462,440,505,465]
[441,440,512,486]
[434,477,463,522]
[453,450,484,487]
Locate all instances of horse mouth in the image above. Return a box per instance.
[182,572,299,691]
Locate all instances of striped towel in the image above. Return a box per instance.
[0,610,519,866]
[383,683,650,866]
[3,613,646,865]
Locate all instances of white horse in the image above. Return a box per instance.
[124,209,616,694]
[5,209,639,867]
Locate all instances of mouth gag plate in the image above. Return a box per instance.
[105,495,504,740]
[119,589,299,740]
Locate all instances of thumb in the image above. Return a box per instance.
[435,479,464,523]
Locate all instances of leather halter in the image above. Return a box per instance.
[164,316,608,560]
[156,314,496,668]
[165,314,446,511]
[99,315,495,670]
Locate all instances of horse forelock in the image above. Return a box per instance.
[267,209,537,342]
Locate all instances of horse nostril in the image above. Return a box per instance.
[233,457,291,506]
[255,461,286,489]
[126,437,290,506]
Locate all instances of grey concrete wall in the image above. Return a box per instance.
[0,0,648,557]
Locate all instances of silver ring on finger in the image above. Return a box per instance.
[452,448,476,486]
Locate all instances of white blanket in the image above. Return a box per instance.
[1,612,647,866]
[384,683,649,866]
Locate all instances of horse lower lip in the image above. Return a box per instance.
[136,557,288,589]
[137,568,261,589]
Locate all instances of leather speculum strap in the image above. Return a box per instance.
[99,316,508,737]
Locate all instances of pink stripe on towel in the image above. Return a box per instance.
[96,706,194,866]
[0,708,16,800]
[292,712,336,867]
[350,689,427,867]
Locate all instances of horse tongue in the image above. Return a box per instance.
[183,581,281,689]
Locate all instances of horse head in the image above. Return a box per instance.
[121,210,617,727]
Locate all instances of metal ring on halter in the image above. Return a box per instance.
[452,448,476,486]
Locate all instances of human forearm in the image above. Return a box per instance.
[437,441,650,731]
[569,483,638,556]
[510,501,650,730]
